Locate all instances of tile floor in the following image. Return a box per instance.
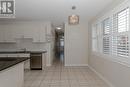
[24,60,109,87]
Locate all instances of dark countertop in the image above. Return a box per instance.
[0,51,47,54]
[0,57,29,71]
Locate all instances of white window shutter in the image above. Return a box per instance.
[112,7,129,57]
[102,18,111,54]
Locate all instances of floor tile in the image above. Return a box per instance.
[23,60,109,87]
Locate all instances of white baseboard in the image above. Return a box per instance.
[88,65,115,87]
[65,64,88,66]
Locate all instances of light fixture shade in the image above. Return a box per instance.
[68,15,79,25]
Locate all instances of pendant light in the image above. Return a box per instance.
[68,6,79,25]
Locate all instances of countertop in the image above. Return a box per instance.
[0,57,29,71]
[0,51,47,54]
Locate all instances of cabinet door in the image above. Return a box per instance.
[46,23,52,35]
[12,22,33,39]
[0,24,15,43]
[11,23,24,39]
[22,23,34,38]
[24,59,30,69]
[32,27,40,43]
[32,23,46,43]
[42,53,46,69]
[0,27,4,42]
[4,24,16,42]
[39,24,46,42]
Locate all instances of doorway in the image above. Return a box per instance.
[54,25,64,65]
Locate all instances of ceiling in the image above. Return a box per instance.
[7,0,115,25]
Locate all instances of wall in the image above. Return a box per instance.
[65,22,88,66]
[88,0,130,87]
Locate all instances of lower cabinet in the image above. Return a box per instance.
[0,53,46,70]
[0,63,24,87]
[24,59,30,69]
[0,54,30,69]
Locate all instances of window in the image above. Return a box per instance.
[92,23,102,52]
[102,18,111,54]
[112,7,129,57]
[92,24,98,52]
[94,7,130,59]
[91,2,130,65]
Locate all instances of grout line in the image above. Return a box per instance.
[24,60,109,87]
[39,70,47,87]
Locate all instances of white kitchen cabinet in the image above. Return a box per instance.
[4,26,16,43]
[0,23,16,43]
[12,22,28,39]
[39,24,46,42]
[20,22,37,39]
[24,59,30,69]
[46,23,52,35]
[0,22,50,43]
[42,53,46,69]
[0,27,4,42]
[0,63,24,87]
[31,24,39,42]
[12,22,46,43]
[33,24,46,43]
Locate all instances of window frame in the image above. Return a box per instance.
[91,2,130,66]
[112,7,130,58]
[102,18,112,55]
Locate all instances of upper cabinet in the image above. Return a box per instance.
[46,23,52,35]
[0,23,16,43]
[0,21,52,43]
[32,23,46,43]
[0,26,4,42]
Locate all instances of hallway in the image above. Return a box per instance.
[24,60,109,87]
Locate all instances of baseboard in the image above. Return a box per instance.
[65,64,88,66]
[88,65,115,87]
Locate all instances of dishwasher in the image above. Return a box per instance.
[30,53,42,70]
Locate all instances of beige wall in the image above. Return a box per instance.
[65,22,88,66]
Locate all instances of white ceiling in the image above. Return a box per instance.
[15,0,114,25]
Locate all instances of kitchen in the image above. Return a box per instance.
[0,21,55,87]
[0,0,130,87]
